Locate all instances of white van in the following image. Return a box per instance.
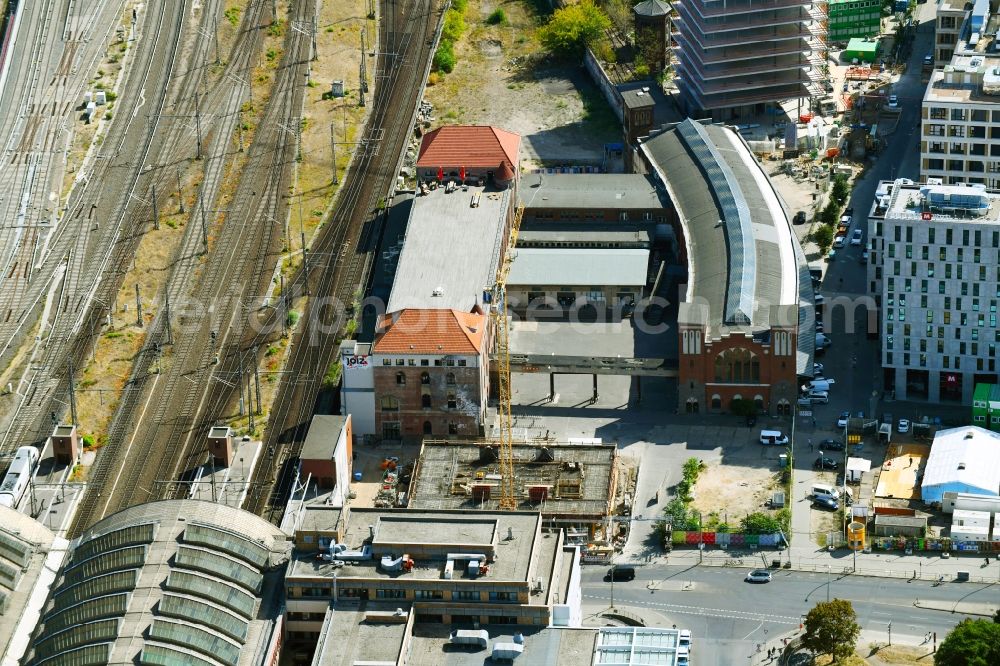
[759,430,789,446]
[811,483,853,503]
[802,379,835,393]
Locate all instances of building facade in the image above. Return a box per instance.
[934,1,967,64]
[828,0,881,43]
[971,382,1000,431]
[866,180,1000,404]
[672,0,825,118]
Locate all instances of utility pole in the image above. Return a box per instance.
[176,166,185,213]
[238,353,245,417]
[194,91,203,159]
[198,193,209,247]
[68,360,78,426]
[135,283,142,327]
[212,10,221,65]
[331,123,338,184]
[164,289,173,344]
[151,183,159,230]
[311,16,318,61]
[236,107,244,152]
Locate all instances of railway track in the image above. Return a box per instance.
[67,0,307,534]
[242,0,445,520]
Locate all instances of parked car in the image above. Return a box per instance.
[811,496,839,511]
[840,214,853,228]
[860,249,868,264]
[793,210,807,225]
[813,362,824,375]
[807,390,830,404]
[813,456,839,471]
[606,566,636,582]
[836,411,850,428]
[887,94,899,109]
[833,235,847,249]
[897,419,911,434]
[745,569,773,584]
[850,229,864,246]
[820,438,845,451]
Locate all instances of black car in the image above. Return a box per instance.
[813,456,839,471]
[820,438,845,451]
[605,566,636,582]
[811,496,839,511]
[793,211,807,225]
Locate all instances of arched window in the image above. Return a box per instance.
[423,421,432,435]
[714,348,760,383]
[446,372,456,386]
[420,372,430,385]
[396,372,406,386]
[421,394,431,408]
[754,395,765,410]
[777,399,790,415]
[711,394,722,410]
[380,396,399,412]
[686,398,699,413]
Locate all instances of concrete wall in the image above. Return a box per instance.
[584,48,623,124]
[341,347,376,436]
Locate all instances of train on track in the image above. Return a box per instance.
[0,445,39,509]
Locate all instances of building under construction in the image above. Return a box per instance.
[406,440,620,541]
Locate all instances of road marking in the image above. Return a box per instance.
[583,595,801,623]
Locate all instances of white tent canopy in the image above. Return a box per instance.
[921,427,1000,504]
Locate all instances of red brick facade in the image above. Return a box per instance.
[678,322,799,415]
[374,362,485,439]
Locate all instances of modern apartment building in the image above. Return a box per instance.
[866,180,1000,404]
[671,0,826,119]
[934,1,968,64]
[828,0,880,43]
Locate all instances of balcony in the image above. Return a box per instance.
[673,3,812,34]
[677,54,814,79]
[685,81,812,109]
[672,17,810,49]
[680,70,811,97]
[674,33,811,63]
[672,0,814,18]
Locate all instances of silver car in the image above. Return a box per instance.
[745,569,772,583]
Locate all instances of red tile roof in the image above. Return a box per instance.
[417,125,520,170]
[373,309,487,355]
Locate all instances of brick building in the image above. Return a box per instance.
[372,309,489,439]
[415,125,519,186]
[640,119,813,414]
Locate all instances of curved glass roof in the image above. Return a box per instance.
[158,593,248,642]
[175,545,262,593]
[72,522,157,564]
[33,619,119,661]
[148,619,241,666]
[43,593,129,634]
[52,570,138,611]
[183,522,269,568]
[140,642,222,666]
[32,642,111,666]
[62,545,146,587]
[164,569,255,619]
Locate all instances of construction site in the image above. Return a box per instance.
[405,440,631,546]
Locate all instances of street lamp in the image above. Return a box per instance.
[887,620,892,646]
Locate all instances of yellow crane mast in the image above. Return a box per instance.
[492,204,523,510]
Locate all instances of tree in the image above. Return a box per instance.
[539,0,611,55]
[801,599,861,663]
[935,619,1000,666]
[740,512,782,534]
[831,174,851,205]
[814,225,835,254]
[820,199,840,226]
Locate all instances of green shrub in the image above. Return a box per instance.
[433,41,456,73]
[539,0,611,55]
[814,225,835,254]
[451,0,468,11]
[486,8,508,25]
[442,9,465,42]
[224,6,241,26]
[287,310,300,327]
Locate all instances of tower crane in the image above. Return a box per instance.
[492,204,524,510]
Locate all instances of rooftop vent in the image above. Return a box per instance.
[958,463,967,470]
[432,287,444,297]
[965,431,975,439]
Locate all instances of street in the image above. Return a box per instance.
[581,565,987,664]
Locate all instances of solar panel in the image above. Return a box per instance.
[677,120,755,326]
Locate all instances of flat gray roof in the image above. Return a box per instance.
[641,120,801,336]
[406,626,598,666]
[386,185,509,314]
[407,441,615,517]
[507,248,649,287]
[289,509,544,584]
[300,415,349,461]
[517,224,653,248]
[622,88,656,110]
[519,173,663,210]
[315,604,410,666]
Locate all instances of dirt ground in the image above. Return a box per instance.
[690,462,783,524]
[423,0,620,168]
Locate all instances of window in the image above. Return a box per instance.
[446,359,455,367]
[457,360,467,367]
[377,589,406,599]
[421,372,430,385]
[423,421,432,435]
[380,396,399,412]
[396,372,406,386]
[421,394,431,409]
[447,393,457,409]
[921,247,929,260]
[420,359,429,366]
[713,348,761,383]
[944,312,951,324]
[489,591,517,602]
[446,372,456,386]
[453,590,480,601]
[382,359,391,366]
[448,422,458,435]
[414,590,444,600]
[396,359,404,366]
[929,228,936,244]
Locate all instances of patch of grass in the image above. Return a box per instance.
[68,465,84,482]
[267,18,285,37]
[322,360,342,389]
[105,331,123,339]
[224,6,241,26]
[579,84,619,135]
[265,345,279,357]
[266,48,279,62]
[287,310,300,327]
[486,8,508,25]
